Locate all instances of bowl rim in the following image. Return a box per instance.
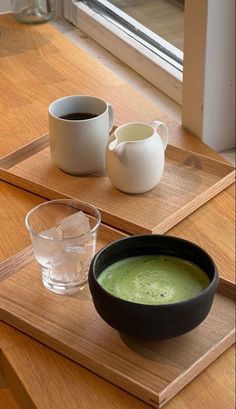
[89,234,219,308]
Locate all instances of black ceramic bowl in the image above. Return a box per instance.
[88,235,219,339]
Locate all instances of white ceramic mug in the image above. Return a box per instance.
[49,95,114,174]
[105,121,168,194]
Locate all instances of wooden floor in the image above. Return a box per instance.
[110,0,184,50]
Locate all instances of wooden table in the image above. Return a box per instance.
[0,14,235,409]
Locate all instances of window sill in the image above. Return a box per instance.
[52,18,181,122]
[66,1,183,104]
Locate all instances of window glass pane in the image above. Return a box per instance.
[108,0,184,51]
[78,0,184,70]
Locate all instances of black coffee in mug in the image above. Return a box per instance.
[60,112,98,120]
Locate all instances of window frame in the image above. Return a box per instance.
[62,0,183,104]
[61,0,235,151]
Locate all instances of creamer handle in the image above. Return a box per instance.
[108,138,118,152]
[152,120,168,151]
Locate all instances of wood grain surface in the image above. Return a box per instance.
[0,389,20,409]
[168,183,235,283]
[0,181,44,263]
[0,137,234,234]
[0,246,33,283]
[0,227,234,408]
[0,322,151,409]
[0,321,235,409]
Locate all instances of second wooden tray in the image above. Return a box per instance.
[0,134,235,234]
[0,224,235,408]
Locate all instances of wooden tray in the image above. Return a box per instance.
[0,134,235,234]
[0,225,235,408]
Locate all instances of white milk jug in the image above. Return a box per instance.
[105,121,168,194]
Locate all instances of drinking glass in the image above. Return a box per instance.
[11,0,55,24]
[25,199,101,295]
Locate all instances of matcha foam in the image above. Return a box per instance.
[98,255,210,305]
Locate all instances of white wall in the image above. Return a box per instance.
[181,0,235,151]
[203,0,235,151]
[0,0,10,13]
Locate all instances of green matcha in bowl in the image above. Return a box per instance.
[88,235,218,339]
[98,255,210,305]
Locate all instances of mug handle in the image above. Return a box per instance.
[107,103,114,132]
[152,120,168,151]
